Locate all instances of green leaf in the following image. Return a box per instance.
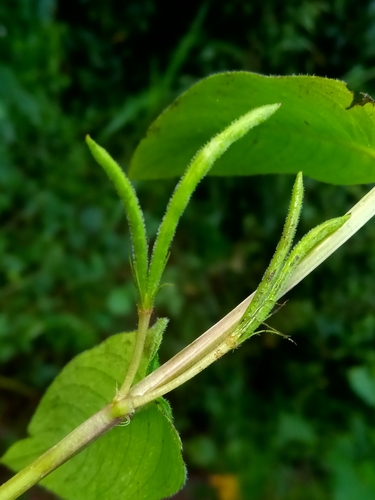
[146,103,280,304]
[86,136,149,306]
[1,320,185,500]
[129,72,375,184]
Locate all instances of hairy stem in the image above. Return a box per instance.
[2,184,375,500]
[116,309,152,399]
[130,333,237,408]
[0,402,133,500]
[130,184,375,400]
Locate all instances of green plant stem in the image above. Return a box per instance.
[116,309,152,399]
[281,183,375,294]
[0,402,133,500]
[129,184,375,401]
[3,184,375,500]
[129,214,351,407]
[130,333,236,408]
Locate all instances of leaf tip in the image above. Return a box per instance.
[85,135,97,154]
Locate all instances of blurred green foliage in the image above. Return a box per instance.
[1,1,375,499]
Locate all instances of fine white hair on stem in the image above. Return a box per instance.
[146,103,281,305]
[129,183,375,401]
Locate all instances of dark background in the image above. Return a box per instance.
[1,1,375,499]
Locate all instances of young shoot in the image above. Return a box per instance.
[145,103,282,307]
[86,136,149,308]
[87,104,282,399]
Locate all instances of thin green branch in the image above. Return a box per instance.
[129,201,348,403]
[116,308,152,399]
[2,182,375,500]
[0,402,133,500]
[129,183,375,401]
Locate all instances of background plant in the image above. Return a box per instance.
[2,1,375,499]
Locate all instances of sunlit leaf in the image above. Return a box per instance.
[2,320,185,500]
[129,72,375,184]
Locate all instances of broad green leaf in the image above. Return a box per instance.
[1,320,185,500]
[129,72,375,184]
